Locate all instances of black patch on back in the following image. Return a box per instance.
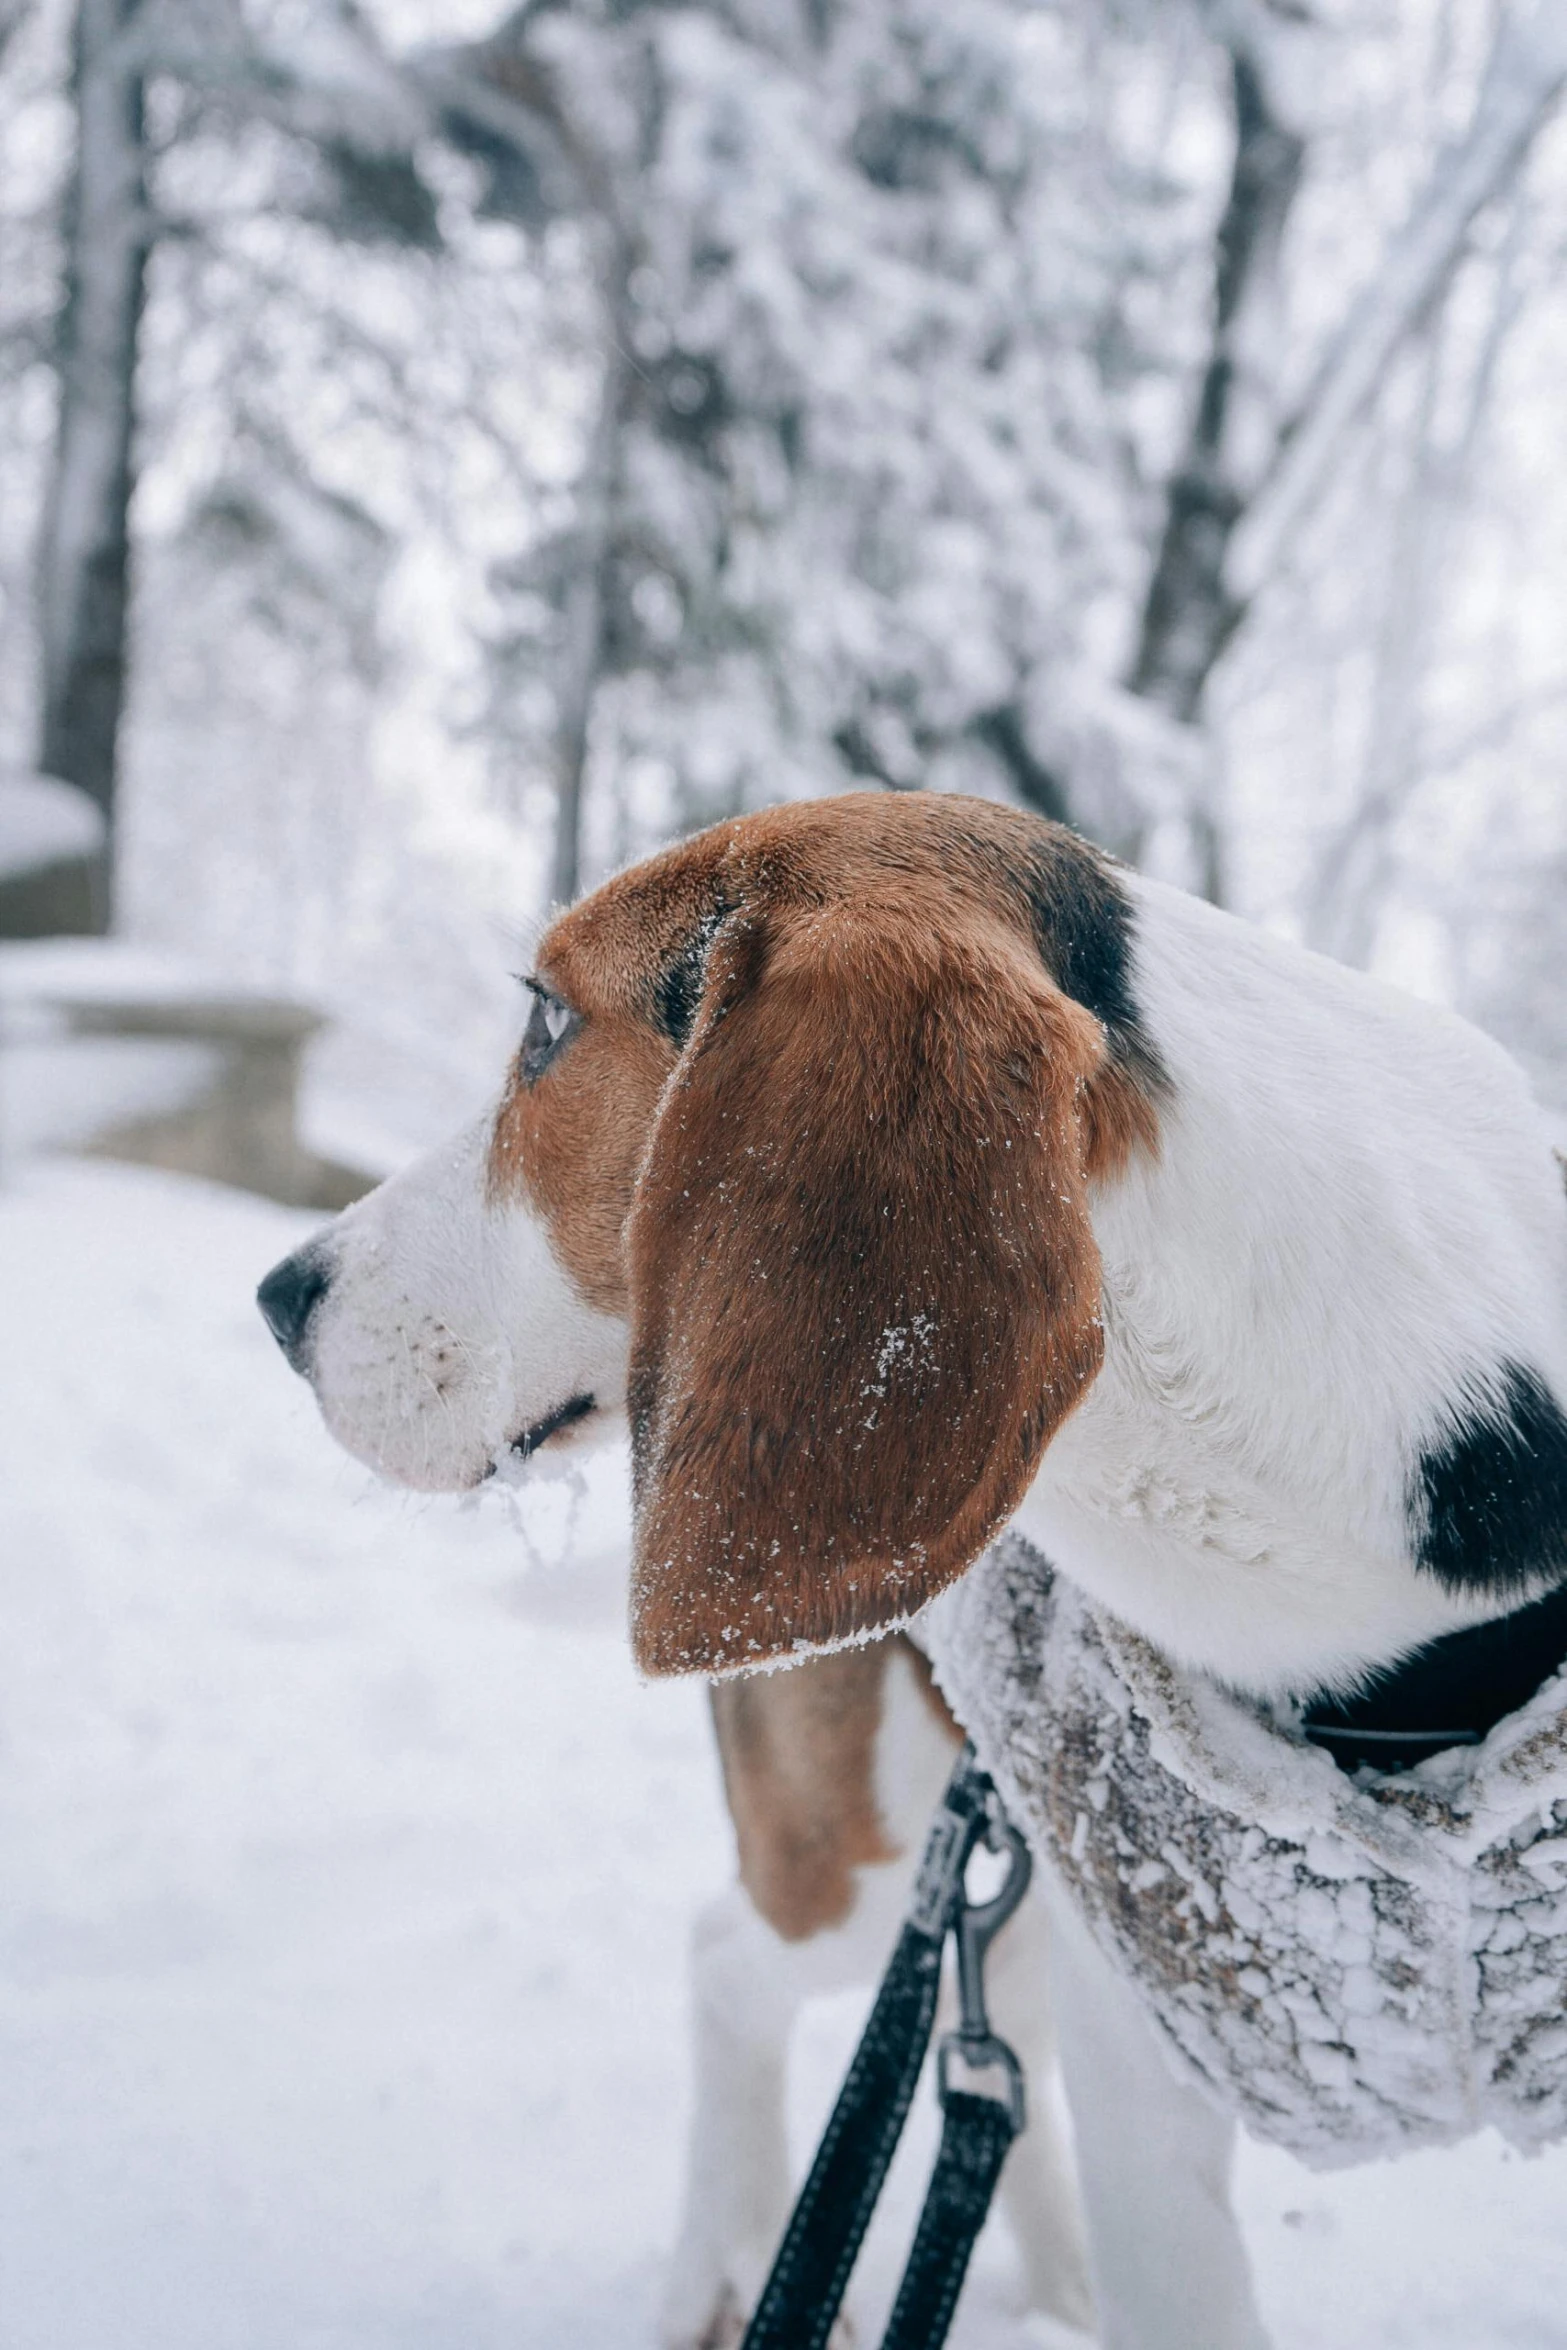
[1412,1363,1567,1596]
[650,901,730,1048]
[1016,825,1171,1096]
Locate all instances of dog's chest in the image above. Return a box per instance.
[1010,1349,1485,1701]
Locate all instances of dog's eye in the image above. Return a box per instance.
[520,983,579,1085]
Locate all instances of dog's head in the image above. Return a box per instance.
[259,794,1160,1674]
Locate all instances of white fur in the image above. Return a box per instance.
[305,1114,629,1492]
[1014,875,1567,1697]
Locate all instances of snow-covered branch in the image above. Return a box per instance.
[1227,2,1567,603]
[142,1,440,246]
[407,37,596,229]
[1129,24,1305,727]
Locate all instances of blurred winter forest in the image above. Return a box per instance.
[4,0,1567,1161]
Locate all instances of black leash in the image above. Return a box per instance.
[740,1743,1031,2350]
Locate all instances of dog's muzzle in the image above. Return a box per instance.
[256,1243,334,1371]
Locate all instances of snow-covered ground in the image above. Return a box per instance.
[3,1153,1567,2350]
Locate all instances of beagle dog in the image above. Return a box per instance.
[259,791,1567,2350]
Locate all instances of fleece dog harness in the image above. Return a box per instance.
[927,1536,1567,2168]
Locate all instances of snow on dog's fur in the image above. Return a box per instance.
[261,791,1567,2350]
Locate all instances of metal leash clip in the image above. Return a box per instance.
[740,1745,1034,2350]
[934,1795,1031,2135]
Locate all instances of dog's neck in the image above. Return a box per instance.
[1011,874,1567,1703]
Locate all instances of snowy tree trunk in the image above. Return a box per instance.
[550,246,631,912]
[35,0,151,930]
[1129,45,1303,729]
[1126,35,1304,899]
[1123,4,1566,904]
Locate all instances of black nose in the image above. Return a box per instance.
[257,1245,333,1367]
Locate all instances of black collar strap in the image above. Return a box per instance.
[1302,1576,1567,1775]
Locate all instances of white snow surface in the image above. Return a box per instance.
[0,940,325,1167]
[3,1154,1567,2349]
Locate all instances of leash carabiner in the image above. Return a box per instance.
[739,1742,1033,2350]
[935,1803,1031,2136]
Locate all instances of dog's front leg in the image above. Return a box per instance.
[1046,1885,1271,2350]
[660,1881,802,2350]
[981,1892,1095,2339]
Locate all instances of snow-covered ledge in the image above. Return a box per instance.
[0,938,370,1209]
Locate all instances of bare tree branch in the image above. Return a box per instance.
[968,704,1073,825]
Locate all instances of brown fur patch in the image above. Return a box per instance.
[1083,1059,1163,1182]
[489,1010,674,1314]
[709,1634,957,1941]
[484,794,1164,1672]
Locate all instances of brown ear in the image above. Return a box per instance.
[626,892,1107,1676]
